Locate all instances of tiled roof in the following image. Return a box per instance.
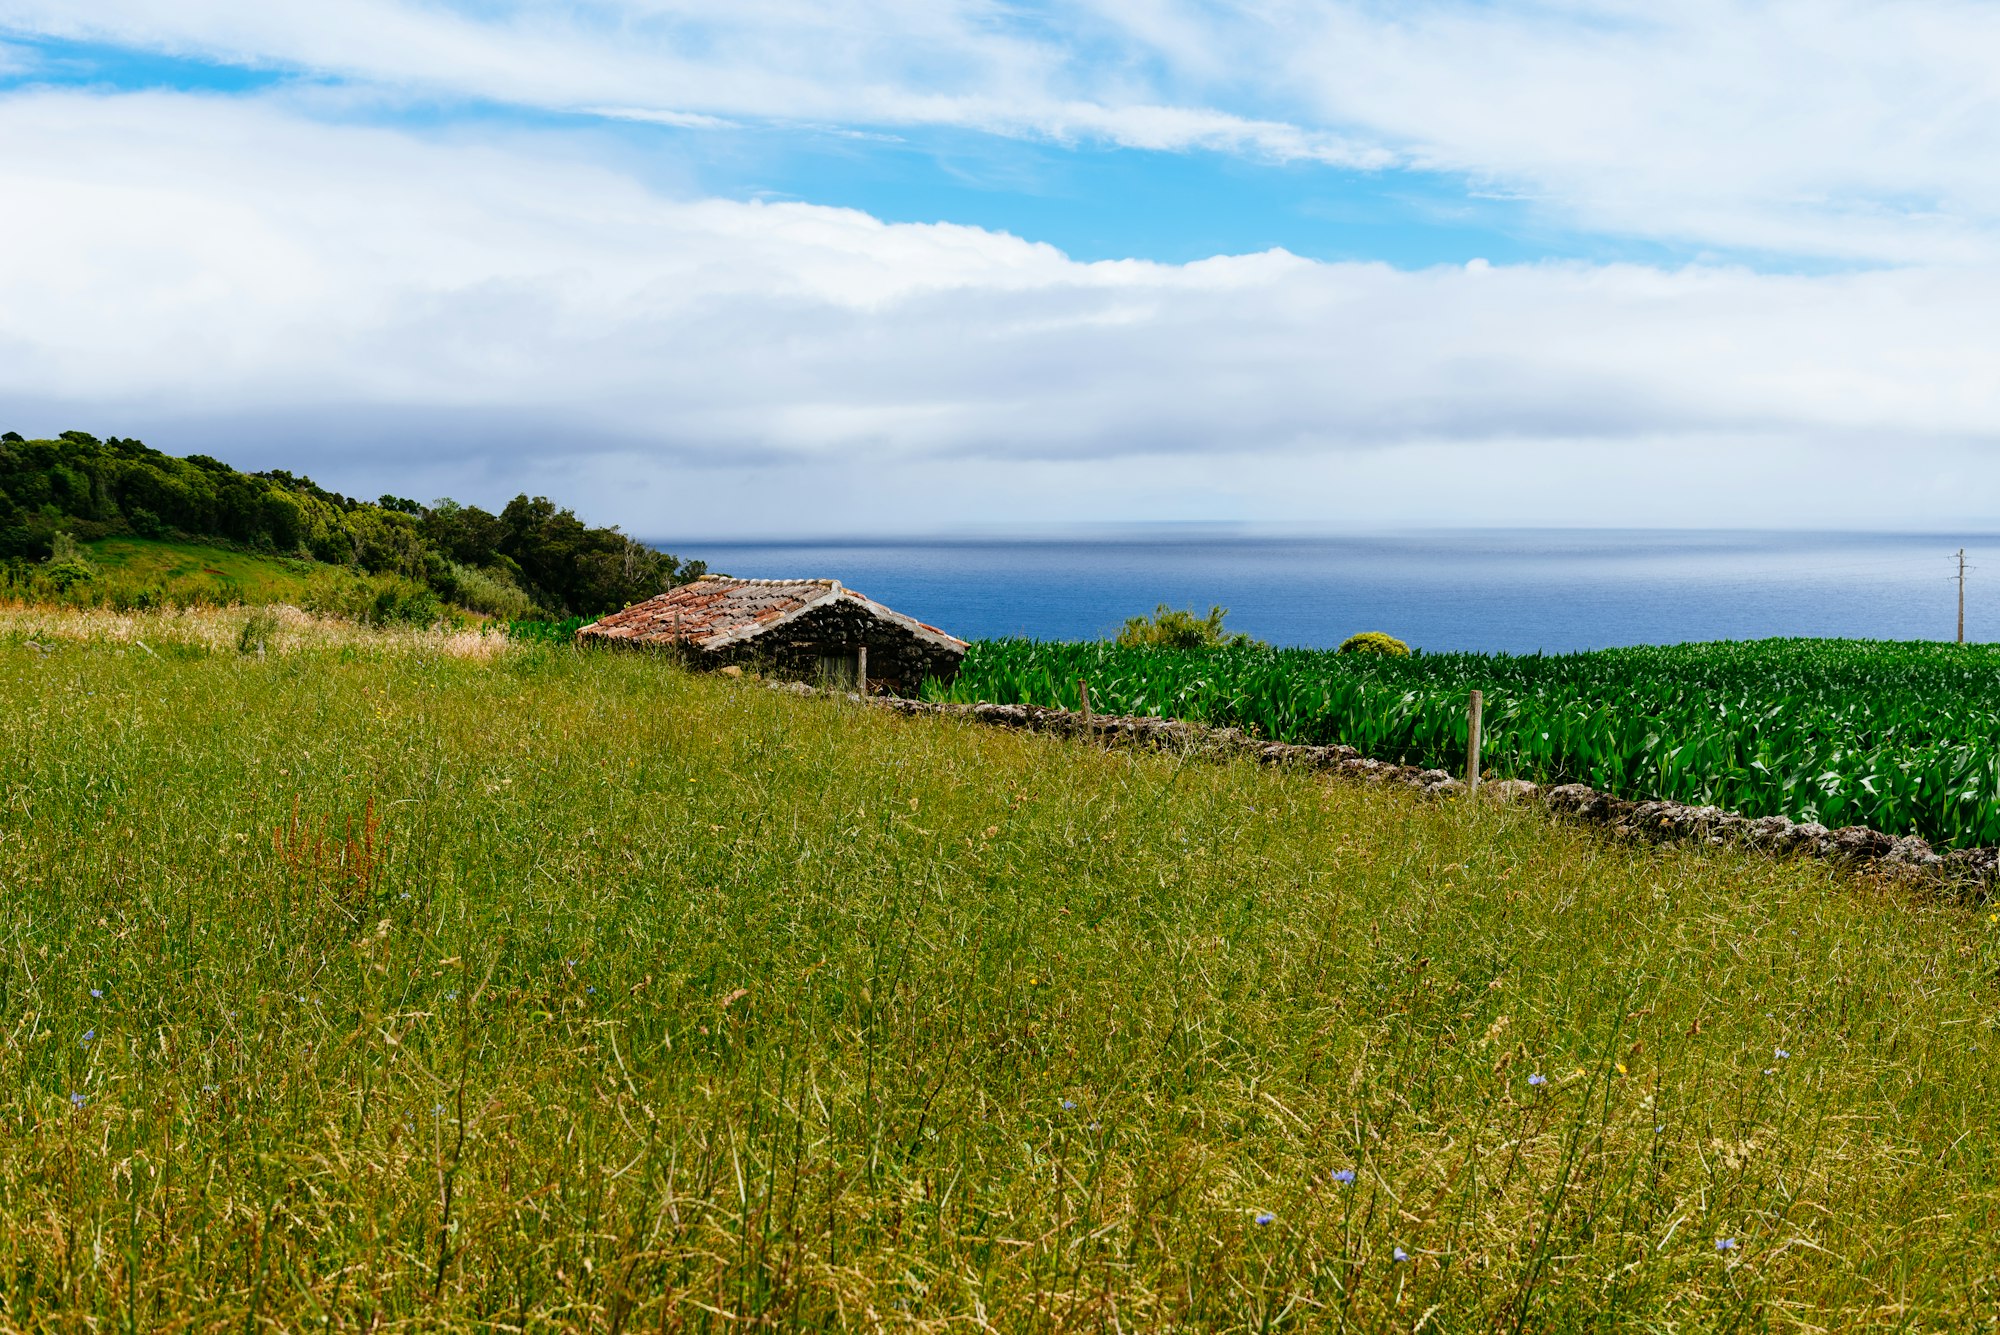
[576,575,968,654]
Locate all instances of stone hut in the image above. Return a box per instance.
[576,575,968,693]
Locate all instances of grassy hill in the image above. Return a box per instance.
[2,606,1995,1327]
[85,535,335,604]
[0,534,453,624]
[0,429,704,618]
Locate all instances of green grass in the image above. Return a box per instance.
[0,536,447,624]
[936,637,2000,848]
[5,609,2000,1329]
[83,535,330,604]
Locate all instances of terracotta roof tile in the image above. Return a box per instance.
[576,575,967,654]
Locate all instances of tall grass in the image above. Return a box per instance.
[2,609,1997,1328]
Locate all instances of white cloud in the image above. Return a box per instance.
[7,2,2000,259]
[5,89,2000,533]
[1256,0,2000,263]
[0,0,1381,163]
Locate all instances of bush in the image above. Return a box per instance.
[429,558,537,621]
[42,531,96,592]
[1337,631,1411,657]
[237,607,278,654]
[1116,604,1262,650]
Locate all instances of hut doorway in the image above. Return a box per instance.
[816,650,860,689]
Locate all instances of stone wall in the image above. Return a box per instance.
[849,694,1996,892]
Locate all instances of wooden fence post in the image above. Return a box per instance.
[1466,689,1483,797]
[856,645,868,696]
[1078,677,1093,743]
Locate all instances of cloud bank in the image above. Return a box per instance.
[8,1,2000,261]
[3,89,1997,532]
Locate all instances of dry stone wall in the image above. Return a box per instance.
[834,692,1997,892]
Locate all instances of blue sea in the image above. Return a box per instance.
[671,530,1996,654]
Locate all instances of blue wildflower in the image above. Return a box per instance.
[1526,1073,1546,1087]
[1254,1213,1275,1226]
[69,1092,85,1107]
[79,1029,93,1044]
[90,989,102,999]
[1774,1048,1790,1059]
[1716,1238,1738,1251]
[1061,1100,1076,1110]
[587,986,596,995]
[1331,1169,1356,1184]
[1393,1247,1410,1262]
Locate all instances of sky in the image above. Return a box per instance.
[3,2,2000,538]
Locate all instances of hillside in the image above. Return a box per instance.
[0,430,703,618]
[3,605,1994,1327]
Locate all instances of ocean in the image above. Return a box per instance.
[671,530,1996,654]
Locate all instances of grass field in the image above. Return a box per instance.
[82,536,331,605]
[5,608,2000,1329]
[0,537,447,624]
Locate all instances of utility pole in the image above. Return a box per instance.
[1959,548,1967,645]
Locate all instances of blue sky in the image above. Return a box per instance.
[2,3,1999,534]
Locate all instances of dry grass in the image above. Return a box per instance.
[1,610,1997,1330]
[0,601,510,658]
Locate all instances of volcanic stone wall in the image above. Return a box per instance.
[852,695,1997,890]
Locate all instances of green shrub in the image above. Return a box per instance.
[1337,631,1410,657]
[1115,604,1262,650]
[41,531,96,592]
[237,606,278,654]
[432,559,537,620]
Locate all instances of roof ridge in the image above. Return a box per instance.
[695,575,837,587]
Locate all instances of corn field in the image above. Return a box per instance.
[929,638,2000,847]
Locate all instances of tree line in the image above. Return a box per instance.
[0,430,704,618]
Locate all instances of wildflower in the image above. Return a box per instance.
[1774,1048,1789,1059]
[1763,1068,1775,1075]
[69,1092,85,1108]
[565,959,577,967]
[1393,1247,1410,1262]
[1615,1062,1628,1076]
[1716,1238,1738,1251]
[587,986,596,995]
[1331,1169,1356,1184]
[79,1029,93,1044]
[90,989,102,999]
[1061,1100,1076,1110]
[443,991,457,1001]
[1527,1073,1547,1087]
[1254,1213,1275,1226]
